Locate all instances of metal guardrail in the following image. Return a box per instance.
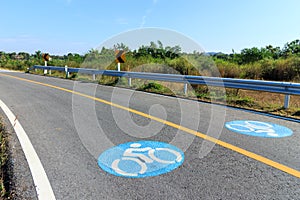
[31,65,300,109]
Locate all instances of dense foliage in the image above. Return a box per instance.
[1,39,300,82]
[213,39,300,81]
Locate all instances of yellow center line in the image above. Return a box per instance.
[1,73,300,178]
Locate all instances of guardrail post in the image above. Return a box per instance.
[183,82,188,95]
[49,69,51,75]
[128,77,132,87]
[65,65,69,78]
[284,94,290,109]
[92,74,96,81]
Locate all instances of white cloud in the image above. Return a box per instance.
[140,9,152,27]
[140,16,147,27]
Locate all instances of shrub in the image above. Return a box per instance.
[215,59,241,78]
[138,82,173,95]
[240,62,263,79]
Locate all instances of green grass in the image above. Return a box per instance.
[138,82,174,95]
[0,118,9,198]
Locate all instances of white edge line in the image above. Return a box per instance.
[0,99,56,200]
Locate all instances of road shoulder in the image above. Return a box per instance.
[0,109,37,200]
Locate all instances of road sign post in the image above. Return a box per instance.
[42,53,51,75]
[115,50,126,82]
[115,50,126,71]
[44,61,48,75]
[117,62,121,71]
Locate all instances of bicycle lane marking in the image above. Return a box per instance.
[1,73,300,178]
[98,141,184,178]
[225,120,293,138]
[0,99,56,200]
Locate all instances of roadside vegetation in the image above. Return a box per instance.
[0,117,9,198]
[1,39,300,118]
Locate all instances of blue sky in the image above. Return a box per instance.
[1,0,299,55]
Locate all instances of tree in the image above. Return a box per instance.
[113,43,129,52]
[240,47,263,64]
[9,52,17,59]
[214,53,230,61]
[265,45,281,59]
[157,40,164,50]
[86,48,100,59]
[281,39,300,57]
[165,45,181,59]
[34,50,42,59]
[18,52,30,60]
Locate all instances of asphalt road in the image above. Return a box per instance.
[0,71,300,199]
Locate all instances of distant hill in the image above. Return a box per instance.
[204,52,222,56]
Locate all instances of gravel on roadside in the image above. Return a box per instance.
[0,112,37,200]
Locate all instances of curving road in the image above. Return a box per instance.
[0,71,300,199]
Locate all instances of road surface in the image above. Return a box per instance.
[0,71,300,199]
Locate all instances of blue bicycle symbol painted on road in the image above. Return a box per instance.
[225,120,293,138]
[98,141,184,178]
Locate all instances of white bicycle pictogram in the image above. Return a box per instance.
[111,143,183,177]
[226,121,278,137]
